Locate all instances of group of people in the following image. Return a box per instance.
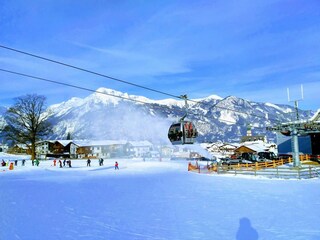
[1,159,27,167]
[86,158,105,167]
[1,157,120,170]
[87,158,119,170]
[53,159,72,168]
[31,159,40,166]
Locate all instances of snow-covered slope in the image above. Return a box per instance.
[1,160,320,240]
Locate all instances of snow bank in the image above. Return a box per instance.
[0,152,31,161]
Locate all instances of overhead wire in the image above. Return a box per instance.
[0,68,147,104]
[0,44,278,124]
[0,44,180,99]
[0,67,277,127]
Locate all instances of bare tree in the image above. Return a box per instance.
[2,94,52,159]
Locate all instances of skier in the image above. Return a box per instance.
[58,159,62,168]
[68,159,72,168]
[99,158,104,166]
[1,160,5,167]
[35,159,40,166]
[115,161,119,170]
[9,162,14,170]
[87,158,91,167]
[63,159,66,167]
[53,159,57,167]
[22,159,26,166]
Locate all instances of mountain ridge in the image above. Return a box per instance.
[0,88,312,144]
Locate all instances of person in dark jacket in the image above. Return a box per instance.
[99,158,104,166]
[87,158,91,167]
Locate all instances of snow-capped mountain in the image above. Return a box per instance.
[42,87,311,143]
[0,88,312,143]
[0,106,6,132]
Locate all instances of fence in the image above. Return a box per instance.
[217,166,320,179]
[188,157,320,179]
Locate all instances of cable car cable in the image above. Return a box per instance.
[0,44,279,122]
[0,67,284,146]
[0,44,181,100]
[0,66,281,125]
[0,68,147,104]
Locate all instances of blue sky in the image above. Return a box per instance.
[1,0,320,110]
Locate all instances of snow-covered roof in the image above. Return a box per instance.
[236,141,268,152]
[220,143,239,148]
[14,144,29,150]
[310,109,320,122]
[56,140,73,147]
[73,140,127,147]
[36,140,74,146]
[127,141,153,147]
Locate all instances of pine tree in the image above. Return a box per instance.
[67,132,72,140]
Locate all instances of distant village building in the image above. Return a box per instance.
[235,141,268,155]
[240,124,267,143]
[201,142,238,157]
[240,135,267,143]
[276,109,320,155]
[0,143,8,152]
[170,146,194,159]
[200,129,276,158]
[74,140,127,158]
[36,140,78,159]
[219,143,238,153]
[126,141,153,157]
[73,140,155,159]
[8,144,31,155]
[277,133,315,154]
[159,145,174,157]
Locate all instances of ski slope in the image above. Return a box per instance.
[1,159,320,240]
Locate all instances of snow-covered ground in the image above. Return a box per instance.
[1,158,320,240]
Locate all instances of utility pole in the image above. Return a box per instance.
[289,86,303,167]
[267,85,306,167]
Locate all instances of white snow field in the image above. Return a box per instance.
[1,159,320,240]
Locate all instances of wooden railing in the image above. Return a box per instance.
[188,156,320,179]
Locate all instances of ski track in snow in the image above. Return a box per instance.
[1,159,320,240]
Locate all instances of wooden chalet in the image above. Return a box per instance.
[234,142,267,155]
[8,144,31,155]
[36,140,77,159]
